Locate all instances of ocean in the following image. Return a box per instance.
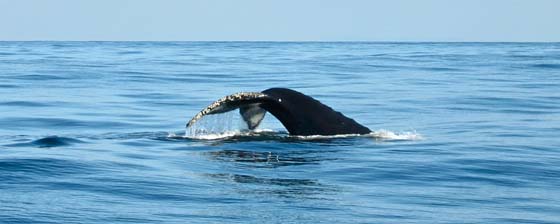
[1,41,559,223]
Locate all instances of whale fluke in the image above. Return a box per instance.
[186,92,274,128]
[186,88,371,136]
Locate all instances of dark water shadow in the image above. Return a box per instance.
[195,134,350,201]
[204,173,339,200]
[205,148,339,168]
[161,130,354,201]
[172,130,366,168]
[163,130,354,201]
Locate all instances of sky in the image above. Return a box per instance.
[1,0,559,41]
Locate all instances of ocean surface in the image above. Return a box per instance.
[1,42,559,223]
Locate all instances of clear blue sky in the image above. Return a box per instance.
[1,0,559,41]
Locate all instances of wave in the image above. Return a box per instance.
[5,136,84,148]
[531,63,560,69]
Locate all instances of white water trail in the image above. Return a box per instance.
[369,129,424,140]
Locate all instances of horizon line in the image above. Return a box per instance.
[1,40,559,43]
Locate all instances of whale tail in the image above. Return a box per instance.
[186,88,371,136]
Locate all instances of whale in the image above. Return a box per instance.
[186,88,371,136]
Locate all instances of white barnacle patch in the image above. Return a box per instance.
[187,92,268,128]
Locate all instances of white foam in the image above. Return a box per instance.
[369,129,424,140]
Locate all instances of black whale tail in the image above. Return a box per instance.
[186,88,371,136]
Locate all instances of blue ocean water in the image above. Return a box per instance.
[1,41,559,223]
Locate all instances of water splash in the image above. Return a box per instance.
[184,112,248,139]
